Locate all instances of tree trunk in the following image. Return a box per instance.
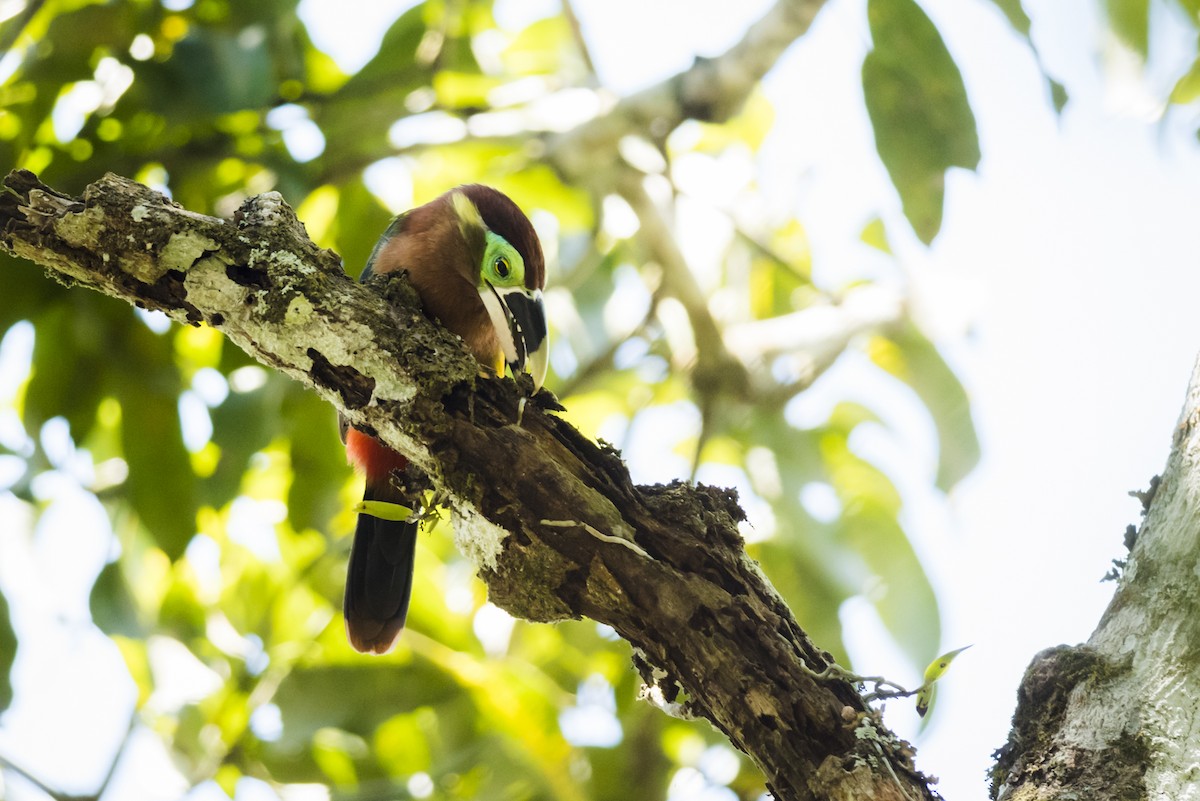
[991,357,1200,800]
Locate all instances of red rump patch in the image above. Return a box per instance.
[345,428,408,484]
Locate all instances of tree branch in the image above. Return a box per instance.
[0,169,937,801]
[544,0,829,178]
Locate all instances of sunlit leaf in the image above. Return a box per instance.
[868,326,980,491]
[204,373,286,509]
[863,0,980,244]
[916,644,971,717]
[433,71,504,109]
[1105,0,1150,59]
[859,217,892,254]
[312,728,361,786]
[215,764,241,797]
[274,663,463,750]
[374,713,433,775]
[841,502,940,670]
[112,635,153,709]
[503,15,573,75]
[1170,56,1200,105]
[691,90,776,153]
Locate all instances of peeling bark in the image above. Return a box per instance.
[0,170,938,801]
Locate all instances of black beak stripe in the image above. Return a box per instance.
[501,291,547,372]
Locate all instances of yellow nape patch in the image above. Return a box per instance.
[452,191,484,234]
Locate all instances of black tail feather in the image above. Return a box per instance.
[344,487,418,654]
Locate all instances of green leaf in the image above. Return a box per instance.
[90,560,144,638]
[283,386,347,532]
[316,6,430,177]
[841,502,940,671]
[863,0,980,244]
[868,326,980,491]
[1105,0,1150,59]
[140,29,275,121]
[984,0,1068,112]
[917,644,971,717]
[114,324,198,560]
[334,179,395,279]
[859,216,892,254]
[815,424,940,670]
[985,0,1032,34]
[1048,79,1069,114]
[204,371,285,509]
[1170,56,1200,105]
[353,500,413,522]
[0,254,61,334]
[24,300,106,436]
[0,587,16,712]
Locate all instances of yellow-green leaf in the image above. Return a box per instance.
[353,500,414,522]
[917,644,971,717]
[1105,0,1150,59]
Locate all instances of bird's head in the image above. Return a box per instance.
[366,185,549,390]
[448,186,548,390]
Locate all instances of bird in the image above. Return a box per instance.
[340,184,548,654]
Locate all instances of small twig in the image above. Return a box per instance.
[615,171,749,399]
[0,708,137,801]
[873,740,921,801]
[541,519,651,558]
[690,394,715,483]
[560,0,600,79]
[0,751,67,801]
[0,0,45,56]
[798,659,917,703]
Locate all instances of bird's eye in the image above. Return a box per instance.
[494,257,510,278]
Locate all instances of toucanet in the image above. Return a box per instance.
[341,185,548,654]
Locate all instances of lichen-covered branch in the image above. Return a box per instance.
[0,169,937,801]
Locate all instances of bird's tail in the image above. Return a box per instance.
[344,484,418,654]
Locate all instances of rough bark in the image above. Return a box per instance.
[991,359,1200,800]
[0,169,938,801]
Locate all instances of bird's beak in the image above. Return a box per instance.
[479,284,549,391]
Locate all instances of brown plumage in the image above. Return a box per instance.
[342,185,545,654]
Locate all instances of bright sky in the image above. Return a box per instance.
[4,0,1200,799]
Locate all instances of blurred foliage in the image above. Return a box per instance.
[0,588,12,713]
[863,0,979,244]
[1093,0,1200,129]
[0,0,1053,797]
